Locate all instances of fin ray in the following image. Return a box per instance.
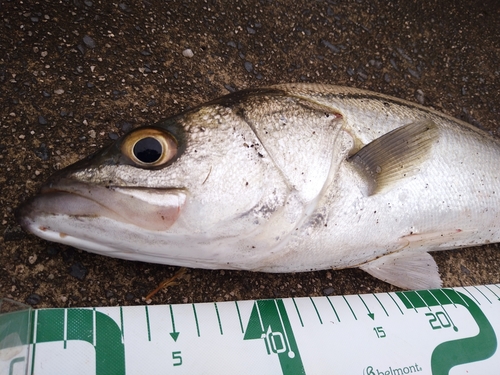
[359,251,442,290]
[349,119,439,195]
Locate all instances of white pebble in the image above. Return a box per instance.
[182,48,194,58]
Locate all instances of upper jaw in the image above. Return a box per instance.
[16,177,187,233]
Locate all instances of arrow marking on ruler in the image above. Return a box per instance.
[169,305,180,342]
[358,295,375,320]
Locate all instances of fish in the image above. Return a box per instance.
[16,83,500,290]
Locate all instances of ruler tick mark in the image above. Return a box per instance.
[63,309,67,349]
[438,289,457,308]
[32,309,39,375]
[235,301,244,334]
[473,285,491,304]
[145,306,151,341]
[292,298,304,327]
[397,292,418,312]
[169,305,180,342]
[373,294,389,317]
[414,291,432,311]
[484,285,500,301]
[214,303,223,335]
[452,289,470,308]
[387,293,403,315]
[326,296,340,322]
[192,304,200,337]
[96,308,100,346]
[309,297,323,324]
[342,295,357,320]
[462,287,480,305]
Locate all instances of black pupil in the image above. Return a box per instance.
[133,137,162,163]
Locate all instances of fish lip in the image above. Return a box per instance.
[15,198,37,231]
[17,178,188,232]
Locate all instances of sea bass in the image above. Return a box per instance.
[16,84,500,289]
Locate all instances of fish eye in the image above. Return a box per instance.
[133,137,162,163]
[121,128,178,168]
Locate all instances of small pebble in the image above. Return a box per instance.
[321,39,340,53]
[26,294,41,305]
[83,35,96,49]
[323,287,335,295]
[460,264,471,275]
[54,88,64,95]
[35,143,49,160]
[182,48,194,58]
[116,120,133,133]
[224,84,236,93]
[389,58,399,71]
[38,115,47,125]
[369,59,383,69]
[69,262,87,280]
[109,132,119,140]
[408,68,420,79]
[119,3,130,12]
[244,61,253,73]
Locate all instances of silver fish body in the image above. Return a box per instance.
[17,84,500,289]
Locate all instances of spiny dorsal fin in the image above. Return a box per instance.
[349,119,439,195]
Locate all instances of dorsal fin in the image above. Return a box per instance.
[349,119,439,195]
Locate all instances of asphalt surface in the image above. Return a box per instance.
[1,0,499,308]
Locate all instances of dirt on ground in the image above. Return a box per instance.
[1,0,499,308]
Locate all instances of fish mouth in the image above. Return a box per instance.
[16,178,187,234]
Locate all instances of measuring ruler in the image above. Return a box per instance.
[1,284,499,375]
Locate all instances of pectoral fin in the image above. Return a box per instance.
[349,119,439,195]
[359,251,442,290]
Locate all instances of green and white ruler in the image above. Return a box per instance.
[1,284,499,375]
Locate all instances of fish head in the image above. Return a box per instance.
[16,94,297,267]
[17,88,345,269]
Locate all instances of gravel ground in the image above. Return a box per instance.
[1,0,499,308]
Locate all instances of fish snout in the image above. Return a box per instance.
[16,177,187,233]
